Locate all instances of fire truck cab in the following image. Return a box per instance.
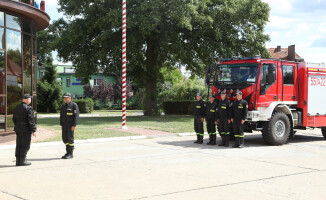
[209,57,326,145]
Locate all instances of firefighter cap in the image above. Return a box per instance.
[236,91,243,95]
[210,94,215,98]
[23,94,32,99]
[220,91,226,95]
[63,92,72,98]
[196,92,202,97]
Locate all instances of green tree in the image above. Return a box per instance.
[48,0,270,115]
[37,55,63,113]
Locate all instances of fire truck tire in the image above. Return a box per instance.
[262,112,291,145]
[322,128,326,140]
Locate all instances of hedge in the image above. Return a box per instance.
[74,98,94,113]
[163,100,194,115]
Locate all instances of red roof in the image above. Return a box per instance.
[268,48,302,60]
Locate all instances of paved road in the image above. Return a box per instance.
[0,130,326,200]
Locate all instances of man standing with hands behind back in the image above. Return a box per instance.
[13,94,36,166]
[60,92,79,159]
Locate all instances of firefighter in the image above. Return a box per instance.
[194,93,206,144]
[230,91,248,148]
[60,92,80,159]
[205,94,218,145]
[217,91,231,147]
[13,94,36,166]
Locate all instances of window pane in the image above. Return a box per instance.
[283,65,294,84]
[23,34,32,95]
[22,18,31,33]
[7,30,22,115]
[66,78,70,87]
[6,115,14,131]
[0,12,4,26]
[6,14,21,31]
[0,97,5,115]
[0,51,5,95]
[33,60,37,92]
[0,28,4,49]
[0,115,4,132]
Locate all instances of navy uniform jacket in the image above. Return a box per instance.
[194,100,206,118]
[217,99,231,120]
[230,99,248,120]
[13,102,36,134]
[60,101,80,126]
[205,101,218,120]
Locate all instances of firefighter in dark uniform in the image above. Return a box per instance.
[230,91,248,148]
[13,94,36,166]
[194,93,206,144]
[205,94,218,145]
[217,91,231,147]
[60,92,79,159]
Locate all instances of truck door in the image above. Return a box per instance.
[257,62,278,106]
[282,63,298,102]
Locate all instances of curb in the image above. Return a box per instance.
[0,133,202,150]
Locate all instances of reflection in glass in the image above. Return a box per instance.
[0,51,5,95]
[24,34,32,95]
[0,12,4,26]
[7,30,22,115]
[33,60,37,92]
[22,18,31,33]
[0,28,4,49]
[0,97,5,115]
[6,14,21,31]
[0,115,4,132]
[7,115,14,131]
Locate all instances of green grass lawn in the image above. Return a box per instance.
[37,115,194,142]
[38,110,143,116]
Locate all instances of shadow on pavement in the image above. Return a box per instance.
[0,165,16,168]
[28,158,62,161]
[158,133,325,149]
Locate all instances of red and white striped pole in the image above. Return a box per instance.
[122,0,127,129]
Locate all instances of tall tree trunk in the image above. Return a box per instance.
[144,35,159,116]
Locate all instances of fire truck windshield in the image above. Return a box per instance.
[215,64,258,85]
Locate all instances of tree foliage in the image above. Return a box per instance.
[47,0,270,115]
[37,55,63,113]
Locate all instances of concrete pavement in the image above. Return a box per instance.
[1,130,326,200]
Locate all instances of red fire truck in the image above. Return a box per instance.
[206,57,326,145]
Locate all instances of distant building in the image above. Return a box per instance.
[268,45,304,62]
[37,65,117,98]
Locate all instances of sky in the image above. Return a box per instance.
[45,0,326,64]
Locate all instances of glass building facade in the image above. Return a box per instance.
[0,0,49,133]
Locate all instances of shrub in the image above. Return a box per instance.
[74,98,94,113]
[163,100,194,115]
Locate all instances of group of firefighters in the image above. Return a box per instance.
[194,91,248,148]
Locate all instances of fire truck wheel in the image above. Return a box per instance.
[262,112,291,145]
[322,128,326,139]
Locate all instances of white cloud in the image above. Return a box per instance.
[263,0,326,63]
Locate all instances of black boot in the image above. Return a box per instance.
[194,135,199,143]
[211,135,216,145]
[19,157,31,166]
[218,135,225,146]
[62,145,69,159]
[232,138,239,148]
[224,135,230,147]
[206,134,212,145]
[64,146,73,159]
[238,137,244,148]
[15,157,20,166]
[198,135,203,144]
